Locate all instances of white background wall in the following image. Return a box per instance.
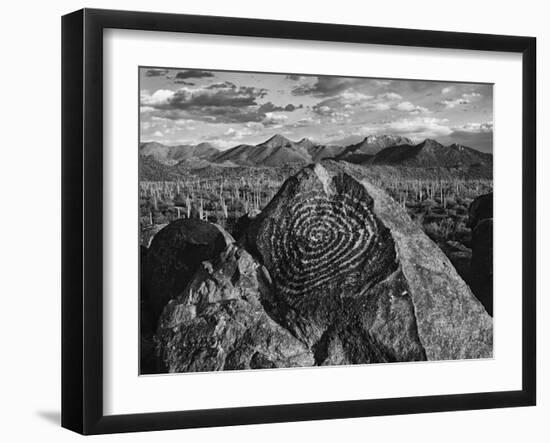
[0,0,546,441]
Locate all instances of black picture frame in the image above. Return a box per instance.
[62,8,536,435]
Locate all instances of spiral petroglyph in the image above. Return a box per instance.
[267,191,375,296]
[253,164,397,305]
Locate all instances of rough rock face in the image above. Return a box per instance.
[141,223,168,248]
[143,219,232,323]
[243,161,492,363]
[468,193,493,316]
[358,175,492,360]
[156,244,314,372]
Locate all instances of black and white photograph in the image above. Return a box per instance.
[1,0,545,439]
[139,67,494,374]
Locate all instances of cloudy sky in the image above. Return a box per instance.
[140,67,493,152]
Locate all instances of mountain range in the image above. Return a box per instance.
[371,138,492,168]
[335,135,413,163]
[138,141,219,166]
[210,134,347,166]
[139,133,492,171]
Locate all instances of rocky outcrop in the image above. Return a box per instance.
[468,193,493,316]
[358,176,492,360]
[142,219,233,324]
[156,244,314,372]
[468,192,493,228]
[243,161,492,363]
[150,162,493,373]
[141,223,168,248]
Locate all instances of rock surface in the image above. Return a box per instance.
[358,174,492,360]
[468,192,493,229]
[468,193,493,316]
[156,244,314,372]
[143,219,233,324]
[243,161,492,363]
[140,223,168,248]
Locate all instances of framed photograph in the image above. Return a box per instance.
[61,8,536,435]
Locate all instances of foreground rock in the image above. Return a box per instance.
[142,219,233,324]
[156,244,314,372]
[140,223,168,248]
[243,161,492,363]
[468,193,493,316]
[468,192,493,228]
[232,209,262,240]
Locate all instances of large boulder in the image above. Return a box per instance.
[468,192,493,229]
[468,193,493,316]
[243,161,492,363]
[141,223,168,248]
[139,244,157,374]
[143,219,233,324]
[156,244,314,372]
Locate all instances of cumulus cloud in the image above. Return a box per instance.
[437,92,482,109]
[284,103,302,111]
[141,81,306,128]
[452,121,493,133]
[311,89,429,117]
[442,86,454,94]
[171,86,266,108]
[437,98,470,109]
[292,76,365,96]
[175,70,214,79]
[381,117,452,138]
[145,69,169,77]
[377,92,402,101]
[311,89,373,115]
[141,83,271,123]
[286,74,309,81]
[395,101,431,114]
[206,81,237,89]
[258,101,303,113]
[263,112,289,127]
[141,89,176,106]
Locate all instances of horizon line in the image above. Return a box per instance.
[139,133,491,153]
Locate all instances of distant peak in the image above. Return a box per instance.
[362,134,412,144]
[267,133,291,142]
[296,137,317,148]
[259,133,295,148]
[418,138,443,148]
[195,142,217,149]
